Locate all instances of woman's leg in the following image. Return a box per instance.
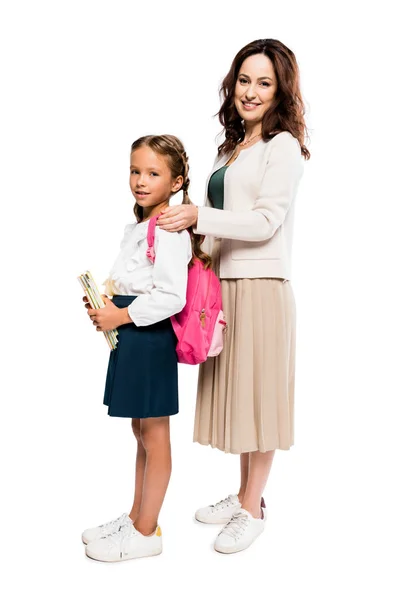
[129,418,146,522]
[241,450,275,518]
[134,416,172,536]
[238,453,250,503]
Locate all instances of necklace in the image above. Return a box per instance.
[225,132,263,166]
[239,132,262,147]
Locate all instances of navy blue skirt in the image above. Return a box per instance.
[103,295,179,418]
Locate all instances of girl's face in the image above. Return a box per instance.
[130,146,183,215]
[234,53,277,125]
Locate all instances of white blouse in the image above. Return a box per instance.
[103,221,192,327]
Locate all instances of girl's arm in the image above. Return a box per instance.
[193,133,304,242]
[127,228,192,327]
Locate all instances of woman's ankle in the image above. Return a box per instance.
[241,502,263,519]
[237,489,246,504]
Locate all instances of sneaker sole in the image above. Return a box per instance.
[195,515,232,525]
[85,548,162,562]
[214,527,265,554]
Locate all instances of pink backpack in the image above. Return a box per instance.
[146,215,227,365]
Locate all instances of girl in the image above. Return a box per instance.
[81,134,210,562]
[157,39,310,554]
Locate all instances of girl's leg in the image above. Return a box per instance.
[129,418,146,522]
[134,416,172,536]
[241,450,275,518]
[238,453,250,503]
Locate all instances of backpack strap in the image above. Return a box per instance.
[146,215,160,264]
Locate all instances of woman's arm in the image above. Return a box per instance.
[158,133,303,242]
[194,134,304,242]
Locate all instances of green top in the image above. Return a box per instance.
[208,165,228,210]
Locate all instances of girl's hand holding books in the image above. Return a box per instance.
[78,272,119,350]
[86,295,133,331]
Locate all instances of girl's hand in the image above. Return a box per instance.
[157,204,198,232]
[86,295,132,331]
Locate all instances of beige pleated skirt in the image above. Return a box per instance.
[193,242,296,454]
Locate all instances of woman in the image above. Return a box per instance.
[157,38,310,554]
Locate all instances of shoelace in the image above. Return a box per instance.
[210,495,238,513]
[103,523,136,547]
[99,513,128,534]
[219,511,249,540]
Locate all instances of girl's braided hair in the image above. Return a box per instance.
[131,134,212,269]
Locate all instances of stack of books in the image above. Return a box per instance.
[77,270,118,350]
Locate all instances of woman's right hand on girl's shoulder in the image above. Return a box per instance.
[158,204,198,232]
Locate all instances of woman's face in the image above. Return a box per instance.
[234,53,277,125]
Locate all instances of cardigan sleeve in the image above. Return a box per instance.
[193,133,304,243]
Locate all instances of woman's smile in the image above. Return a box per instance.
[241,100,261,111]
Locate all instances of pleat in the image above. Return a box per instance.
[194,277,296,454]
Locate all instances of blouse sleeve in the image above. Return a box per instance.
[127,228,192,327]
[193,133,304,242]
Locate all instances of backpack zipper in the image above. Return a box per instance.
[200,270,212,328]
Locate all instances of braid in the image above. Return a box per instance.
[181,151,191,203]
[177,150,211,269]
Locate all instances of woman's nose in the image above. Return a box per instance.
[245,84,257,100]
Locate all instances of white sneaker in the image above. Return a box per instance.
[85,522,162,562]
[214,508,265,554]
[81,513,131,545]
[195,494,241,524]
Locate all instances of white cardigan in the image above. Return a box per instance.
[193,131,304,280]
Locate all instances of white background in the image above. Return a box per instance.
[1,1,399,598]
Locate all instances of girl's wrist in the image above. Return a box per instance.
[120,307,133,325]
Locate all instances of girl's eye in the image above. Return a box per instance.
[130,169,138,174]
[150,172,159,176]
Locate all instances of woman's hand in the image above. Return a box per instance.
[82,295,132,331]
[157,204,198,232]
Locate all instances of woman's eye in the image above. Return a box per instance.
[239,78,248,85]
[261,82,271,87]
[150,172,159,176]
[130,169,138,174]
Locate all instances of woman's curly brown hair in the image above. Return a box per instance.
[130,134,212,269]
[218,39,310,160]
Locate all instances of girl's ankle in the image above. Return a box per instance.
[129,512,138,523]
[134,520,158,536]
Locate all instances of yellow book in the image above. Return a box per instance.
[78,271,118,350]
